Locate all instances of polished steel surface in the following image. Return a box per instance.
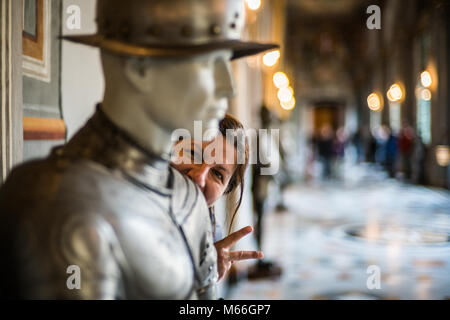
[0,107,218,299]
[63,0,278,59]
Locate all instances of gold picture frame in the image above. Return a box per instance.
[22,0,51,82]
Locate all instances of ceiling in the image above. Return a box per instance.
[284,0,377,104]
[288,0,375,17]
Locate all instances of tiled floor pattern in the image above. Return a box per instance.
[226,165,450,300]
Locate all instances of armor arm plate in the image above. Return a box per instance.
[58,214,124,299]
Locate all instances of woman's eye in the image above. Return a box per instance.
[213,170,223,182]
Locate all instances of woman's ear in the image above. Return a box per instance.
[124,58,153,93]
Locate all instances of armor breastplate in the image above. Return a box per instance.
[0,107,218,299]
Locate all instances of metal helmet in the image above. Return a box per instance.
[63,0,279,59]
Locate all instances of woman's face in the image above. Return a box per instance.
[172,135,237,207]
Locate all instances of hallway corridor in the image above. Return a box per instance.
[227,164,450,300]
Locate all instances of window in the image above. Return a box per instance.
[416,85,431,145]
[389,102,401,134]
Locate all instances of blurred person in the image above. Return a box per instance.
[365,127,378,163]
[274,120,290,212]
[385,127,398,178]
[248,105,283,279]
[305,135,318,181]
[316,124,335,179]
[412,134,427,185]
[332,127,347,179]
[398,122,415,181]
[375,126,389,166]
[352,128,364,163]
[171,114,263,281]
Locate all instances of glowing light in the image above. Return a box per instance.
[367,93,382,111]
[277,86,293,103]
[246,0,261,11]
[281,97,296,110]
[387,83,403,102]
[263,50,280,67]
[420,71,432,88]
[273,72,289,89]
[435,145,450,167]
[420,88,432,101]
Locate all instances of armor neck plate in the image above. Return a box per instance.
[56,105,172,194]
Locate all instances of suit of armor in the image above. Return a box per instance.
[0,0,277,299]
[0,107,218,299]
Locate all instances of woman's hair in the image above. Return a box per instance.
[218,113,249,235]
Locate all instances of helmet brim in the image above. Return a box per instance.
[62,35,279,60]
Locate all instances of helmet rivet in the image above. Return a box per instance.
[210,24,221,35]
[147,25,162,37]
[235,12,239,19]
[119,23,131,39]
[230,22,236,29]
[181,25,193,37]
[102,20,112,36]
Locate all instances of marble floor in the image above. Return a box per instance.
[226,164,450,300]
